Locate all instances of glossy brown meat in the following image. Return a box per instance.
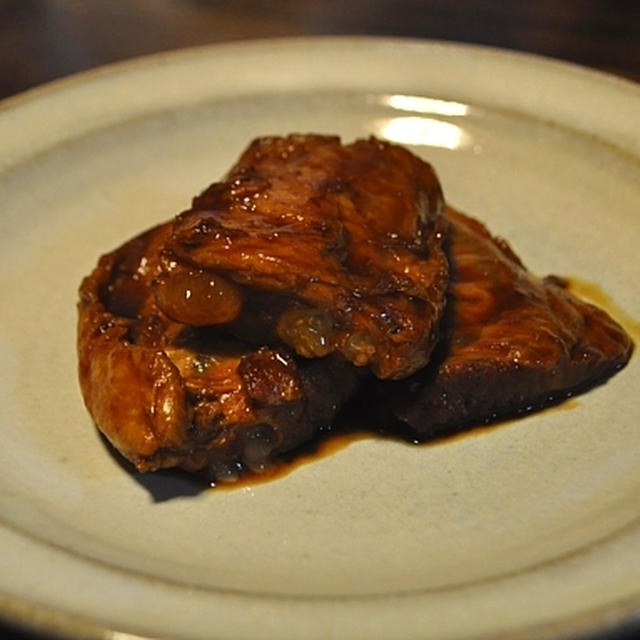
[384,207,634,436]
[156,135,448,379]
[77,224,361,481]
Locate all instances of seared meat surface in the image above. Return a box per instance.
[156,135,448,379]
[77,134,634,482]
[384,207,634,436]
[78,223,361,480]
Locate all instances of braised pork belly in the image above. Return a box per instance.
[382,207,633,436]
[157,135,448,380]
[77,135,633,482]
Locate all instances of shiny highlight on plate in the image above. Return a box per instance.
[379,94,470,117]
[375,116,470,150]
[373,94,472,150]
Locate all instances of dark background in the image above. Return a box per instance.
[1,1,639,638]
[1,0,639,102]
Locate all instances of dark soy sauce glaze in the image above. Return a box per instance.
[209,276,637,491]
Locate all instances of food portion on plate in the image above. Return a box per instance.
[77,134,633,482]
[77,220,361,480]
[158,135,448,380]
[380,207,633,437]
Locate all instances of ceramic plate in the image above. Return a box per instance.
[1,37,639,640]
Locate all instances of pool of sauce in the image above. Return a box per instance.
[209,428,375,490]
[566,276,640,343]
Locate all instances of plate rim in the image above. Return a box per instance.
[2,34,640,175]
[2,34,639,110]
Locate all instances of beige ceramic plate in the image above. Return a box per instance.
[0,37,639,640]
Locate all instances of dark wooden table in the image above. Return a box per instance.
[1,0,639,103]
[1,1,639,639]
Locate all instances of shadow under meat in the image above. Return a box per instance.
[97,431,208,502]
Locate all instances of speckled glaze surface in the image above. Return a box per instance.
[0,37,639,640]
